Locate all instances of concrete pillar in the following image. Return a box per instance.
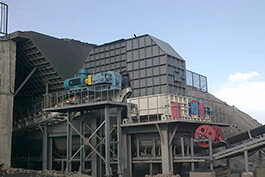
[42,125,48,170]
[158,124,173,174]
[0,39,16,167]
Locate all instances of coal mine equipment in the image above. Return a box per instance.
[88,71,123,91]
[195,124,216,148]
[189,100,205,117]
[63,69,90,90]
[212,125,225,142]
[64,69,124,91]
[194,125,225,148]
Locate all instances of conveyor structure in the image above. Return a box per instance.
[5,31,265,177]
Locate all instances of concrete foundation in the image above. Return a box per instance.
[0,39,16,167]
[241,172,254,177]
[215,167,231,177]
[190,171,216,177]
[256,168,265,177]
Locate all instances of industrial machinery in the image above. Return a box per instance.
[195,124,224,148]
[189,99,213,118]
[64,69,124,91]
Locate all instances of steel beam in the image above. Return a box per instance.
[79,113,85,173]
[66,111,72,171]
[181,137,185,159]
[127,135,132,177]
[105,105,112,176]
[209,138,213,171]
[48,138,53,170]
[117,108,123,177]
[42,125,48,170]
[244,143,249,172]
[190,138,195,171]
[14,67,37,96]
[90,114,98,177]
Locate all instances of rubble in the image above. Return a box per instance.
[145,174,181,177]
[0,165,91,177]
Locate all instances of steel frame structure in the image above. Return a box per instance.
[42,88,126,176]
[121,121,228,176]
[13,84,265,176]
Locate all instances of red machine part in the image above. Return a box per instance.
[171,102,182,119]
[194,125,216,148]
[212,126,224,142]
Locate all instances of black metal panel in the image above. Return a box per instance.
[84,34,187,97]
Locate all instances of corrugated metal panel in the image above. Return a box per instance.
[24,31,96,79]
[84,34,186,97]
[11,31,96,95]
[85,40,126,75]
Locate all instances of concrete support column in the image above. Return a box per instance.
[0,40,16,167]
[126,134,132,177]
[48,137,53,170]
[42,125,48,170]
[157,124,173,174]
[244,143,249,173]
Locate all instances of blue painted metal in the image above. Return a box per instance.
[205,105,213,116]
[64,69,123,91]
[189,102,199,116]
[91,71,123,91]
[64,69,90,90]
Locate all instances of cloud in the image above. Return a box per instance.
[228,71,260,82]
[214,81,265,124]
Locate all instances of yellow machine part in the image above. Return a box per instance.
[85,75,92,85]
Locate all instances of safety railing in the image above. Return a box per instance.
[43,85,123,109]
[186,70,208,92]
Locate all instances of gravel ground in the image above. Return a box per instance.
[0,166,91,177]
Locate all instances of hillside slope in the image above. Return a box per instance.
[187,86,261,136]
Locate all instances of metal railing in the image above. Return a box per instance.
[0,2,8,36]
[43,85,123,109]
[186,70,208,92]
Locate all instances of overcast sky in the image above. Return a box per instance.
[7,0,265,123]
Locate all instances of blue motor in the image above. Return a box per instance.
[64,69,123,91]
[64,69,90,90]
[91,71,122,90]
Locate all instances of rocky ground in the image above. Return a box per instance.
[0,165,91,177]
[145,174,180,177]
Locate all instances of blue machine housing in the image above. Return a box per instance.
[205,105,213,116]
[64,69,123,91]
[64,69,90,90]
[91,71,122,90]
